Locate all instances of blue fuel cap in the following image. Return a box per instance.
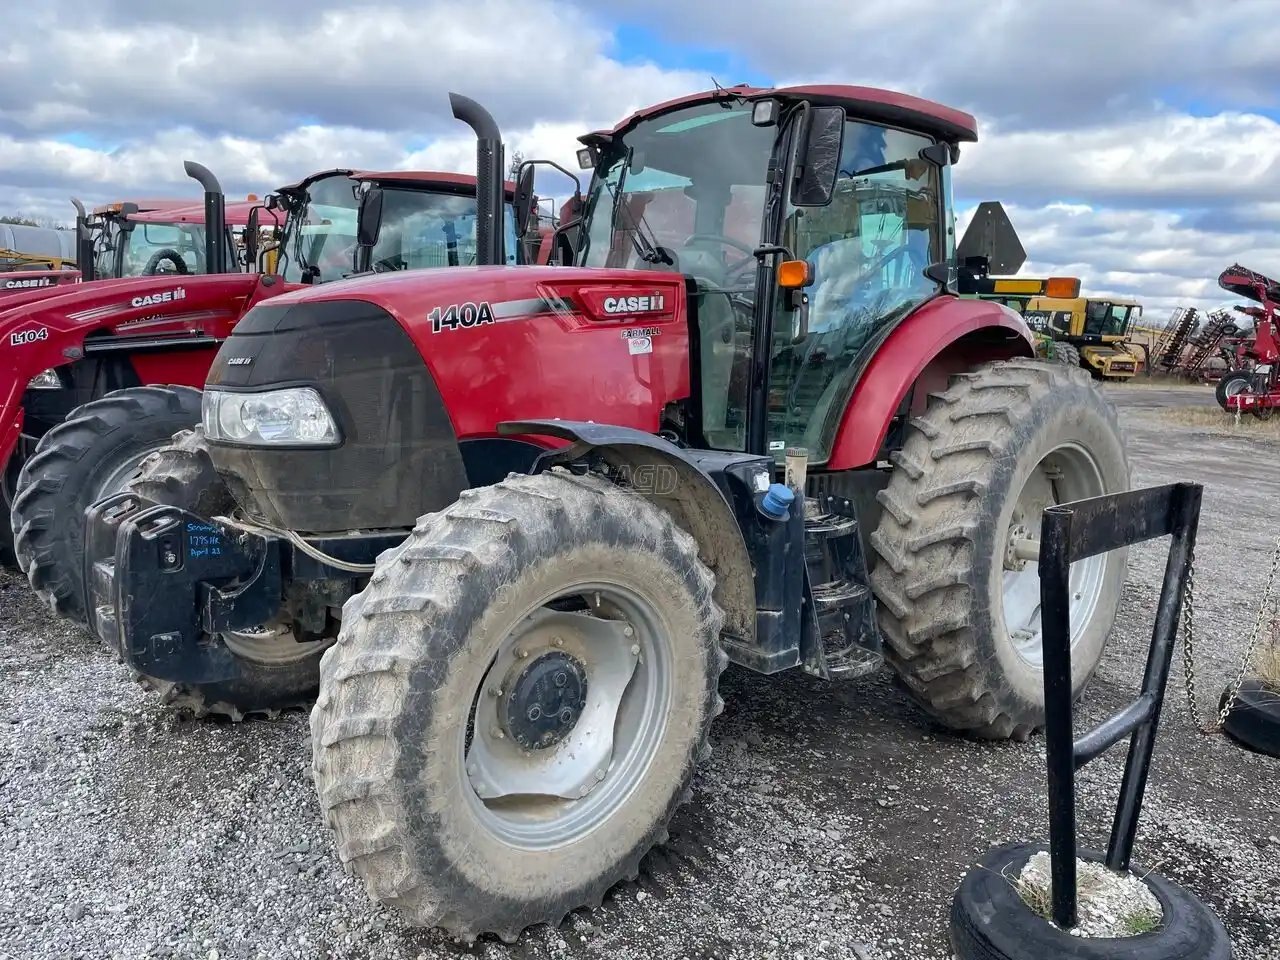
[759,483,795,521]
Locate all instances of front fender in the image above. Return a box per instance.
[499,419,759,650]
[826,296,1034,470]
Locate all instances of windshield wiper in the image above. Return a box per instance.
[608,160,672,266]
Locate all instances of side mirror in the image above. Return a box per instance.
[244,205,261,266]
[791,106,844,207]
[514,162,536,241]
[265,193,279,211]
[357,186,384,249]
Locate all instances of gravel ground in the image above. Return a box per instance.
[1,382,1278,960]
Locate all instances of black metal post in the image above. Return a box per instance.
[1039,506,1079,930]
[1036,482,1203,932]
[1106,484,1201,870]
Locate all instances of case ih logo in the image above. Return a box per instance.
[130,288,186,308]
[602,294,665,314]
[9,327,49,347]
[3,277,53,289]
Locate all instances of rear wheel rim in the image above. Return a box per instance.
[1001,443,1108,666]
[1225,377,1249,399]
[461,580,673,850]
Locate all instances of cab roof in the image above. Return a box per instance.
[129,200,282,228]
[277,168,516,196]
[585,83,979,146]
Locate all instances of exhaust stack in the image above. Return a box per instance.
[70,197,94,280]
[184,161,228,274]
[449,93,505,267]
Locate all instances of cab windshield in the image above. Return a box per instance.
[278,175,519,283]
[93,218,209,277]
[1084,301,1136,338]
[580,101,772,295]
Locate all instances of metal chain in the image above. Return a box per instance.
[1182,536,1280,732]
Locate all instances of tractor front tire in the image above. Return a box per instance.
[870,360,1130,740]
[312,469,726,941]
[11,385,203,623]
[121,428,331,719]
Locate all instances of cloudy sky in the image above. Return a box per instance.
[3,0,1278,320]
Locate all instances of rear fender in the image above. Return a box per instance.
[499,419,759,653]
[826,296,1035,470]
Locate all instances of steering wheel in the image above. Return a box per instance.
[143,249,189,275]
[683,233,758,279]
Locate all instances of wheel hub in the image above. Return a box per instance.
[502,650,589,750]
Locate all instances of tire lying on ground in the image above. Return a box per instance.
[951,842,1232,960]
[1220,680,1280,757]
[10,385,203,622]
[1216,369,1254,410]
[312,469,726,941]
[121,428,332,720]
[870,360,1130,740]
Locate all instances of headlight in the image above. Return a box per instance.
[202,387,339,446]
[26,368,62,390]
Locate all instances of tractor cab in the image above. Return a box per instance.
[561,85,979,461]
[262,169,522,285]
[84,198,249,280]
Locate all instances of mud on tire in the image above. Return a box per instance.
[311,469,726,941]
[123,428,330,720]
[11,385,203,622]
[870,360,1130,740]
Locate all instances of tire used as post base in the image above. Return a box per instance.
[950,842,1231,960]
[1219,680,1280,758]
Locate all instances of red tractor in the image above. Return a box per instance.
[5,166,530,604]
[79,86,1128,939]
[1214,263,1280,416]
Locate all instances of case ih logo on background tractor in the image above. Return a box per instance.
[54,86,1139,942]
[3,276,54,290]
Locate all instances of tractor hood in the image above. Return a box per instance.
[1,273,269,351]
[203,264,692,535]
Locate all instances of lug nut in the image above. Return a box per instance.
[490,727,505,739]
[554,672,567,688]
[630,644,641,656]
[595,769,606,781]
[516,648,529,659]
[528,705,542,721]
[559,708,574,723]
[623,626,634,638]
[467,764,478,777]
[489,686,503,697]
[552,637,563,648]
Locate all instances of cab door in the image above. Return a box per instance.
[764,111,947,463]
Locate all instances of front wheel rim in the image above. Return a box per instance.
[1001,443,1109,667]
[461,581,673,850]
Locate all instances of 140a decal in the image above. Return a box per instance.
[430,301,495,333]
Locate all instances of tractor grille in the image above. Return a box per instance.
[204,299,469,534]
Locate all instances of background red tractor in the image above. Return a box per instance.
[78,85,1128,939]
[4,166,530,608]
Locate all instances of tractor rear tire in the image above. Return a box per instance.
[870,360,1130,740]
[1051,342,1081,368]
[11,385,203,623]
[1216,369,1253,410]
[312,469,726,941]
[123,428,331,720]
